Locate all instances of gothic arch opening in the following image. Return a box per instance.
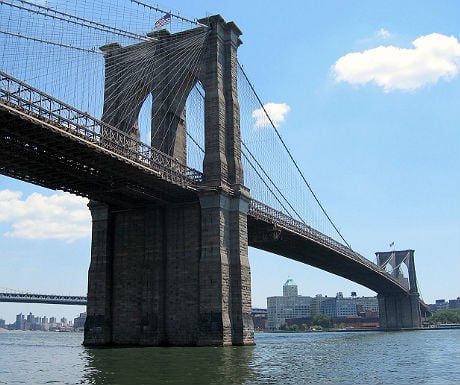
[138,93,153,146]
[395,263,410,290]
[384,264,393,274]
[185,81,205,173]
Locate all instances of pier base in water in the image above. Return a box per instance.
[84,198,254,347]
[378,293,421,330]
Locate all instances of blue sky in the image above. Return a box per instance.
[1,0,459,323]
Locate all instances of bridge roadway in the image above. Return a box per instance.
[0,293,269,319]
[0,71,411,299]
[0,292,87,306]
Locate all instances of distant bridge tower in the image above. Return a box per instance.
[84,15,254,346]
[375,249,421,329]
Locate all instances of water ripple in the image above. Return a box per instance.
[0,330,459,384]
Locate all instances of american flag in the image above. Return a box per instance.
[155,13,171,29]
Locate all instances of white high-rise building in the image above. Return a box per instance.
[267,279,312,330]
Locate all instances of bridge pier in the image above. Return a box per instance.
[198,190,253,346]
[378,293,421,330]
[84,200,200,346]
[84,192,253,346]
[84,14,254,346]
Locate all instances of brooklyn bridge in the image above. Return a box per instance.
[0,0,427,346]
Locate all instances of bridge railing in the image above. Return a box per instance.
[0,71,202,188]
[248,199,394,276]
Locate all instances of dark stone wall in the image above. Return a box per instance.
[84,15,254,347]
[378,293,421,330]
[85,202,202,346]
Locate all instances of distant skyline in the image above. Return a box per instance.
[0,304,86,325]
[1,0,459,324]
[2,286,459,325]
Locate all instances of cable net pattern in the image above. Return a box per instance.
[1,0,348,245]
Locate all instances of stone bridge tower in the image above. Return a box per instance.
[375,249,421,329]
[84,15,254,346]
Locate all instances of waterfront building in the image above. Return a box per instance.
[428,297,460,312]
[283,279,298,297]
[74,312,87,331]
[311,294,323,316]
[317,293,378,318]
[251,308,267,331]
[320,297,337,318]
[354,296,379,315]
[15,313,25,330]
[449,297,460,309]
[267,279,312,330]
[267,280,380,329]
[336,293,357,317]
[26,312,35,324]
[435,299,449,311]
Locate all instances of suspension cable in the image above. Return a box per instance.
[1,0,149,41]
[238,61,352,249]
[188,83,300,220]
[241,141,304,222]
[0,30,101,54]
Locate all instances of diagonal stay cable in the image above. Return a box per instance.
[241,141,304,222]
[189,85,299,218]
[238,61,352,249]
[242,151,293,216]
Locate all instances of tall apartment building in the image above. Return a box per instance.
[74,312,87,331]
[267,279,312,330]
[15,313,25,330]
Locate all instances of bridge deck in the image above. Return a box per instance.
[0,72,199,206]
[0,71,416,300]
[0,292,87,306]
[248,202,409,296]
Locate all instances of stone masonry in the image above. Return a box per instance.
[84,15,254,346]
[375,250,421,329]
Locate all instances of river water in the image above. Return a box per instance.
[0,329,459,384]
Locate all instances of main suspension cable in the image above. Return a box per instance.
[238,61,352,249]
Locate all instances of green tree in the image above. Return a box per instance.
[312,314,332,328]
[429,309,460,324]
[279,323,288,331]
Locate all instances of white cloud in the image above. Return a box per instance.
[332,33,460,92]
[252,102,290,128]
[0,190,90,242]
[376,28,392,39]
